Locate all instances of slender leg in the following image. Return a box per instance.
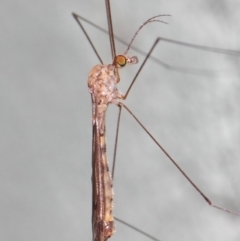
[123,38,240,99]
[72,13,103,64]
[111,105,122,180]
[117,102,240,216]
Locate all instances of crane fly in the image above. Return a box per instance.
[72,0,240,240]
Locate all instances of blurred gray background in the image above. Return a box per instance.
[1,0,240,241]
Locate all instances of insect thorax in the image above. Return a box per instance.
[88,64,122,106]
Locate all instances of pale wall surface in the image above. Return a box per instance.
[1,1,240,241]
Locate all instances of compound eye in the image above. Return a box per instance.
[115,55,127,67]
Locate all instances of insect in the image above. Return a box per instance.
[72,0,240,241]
